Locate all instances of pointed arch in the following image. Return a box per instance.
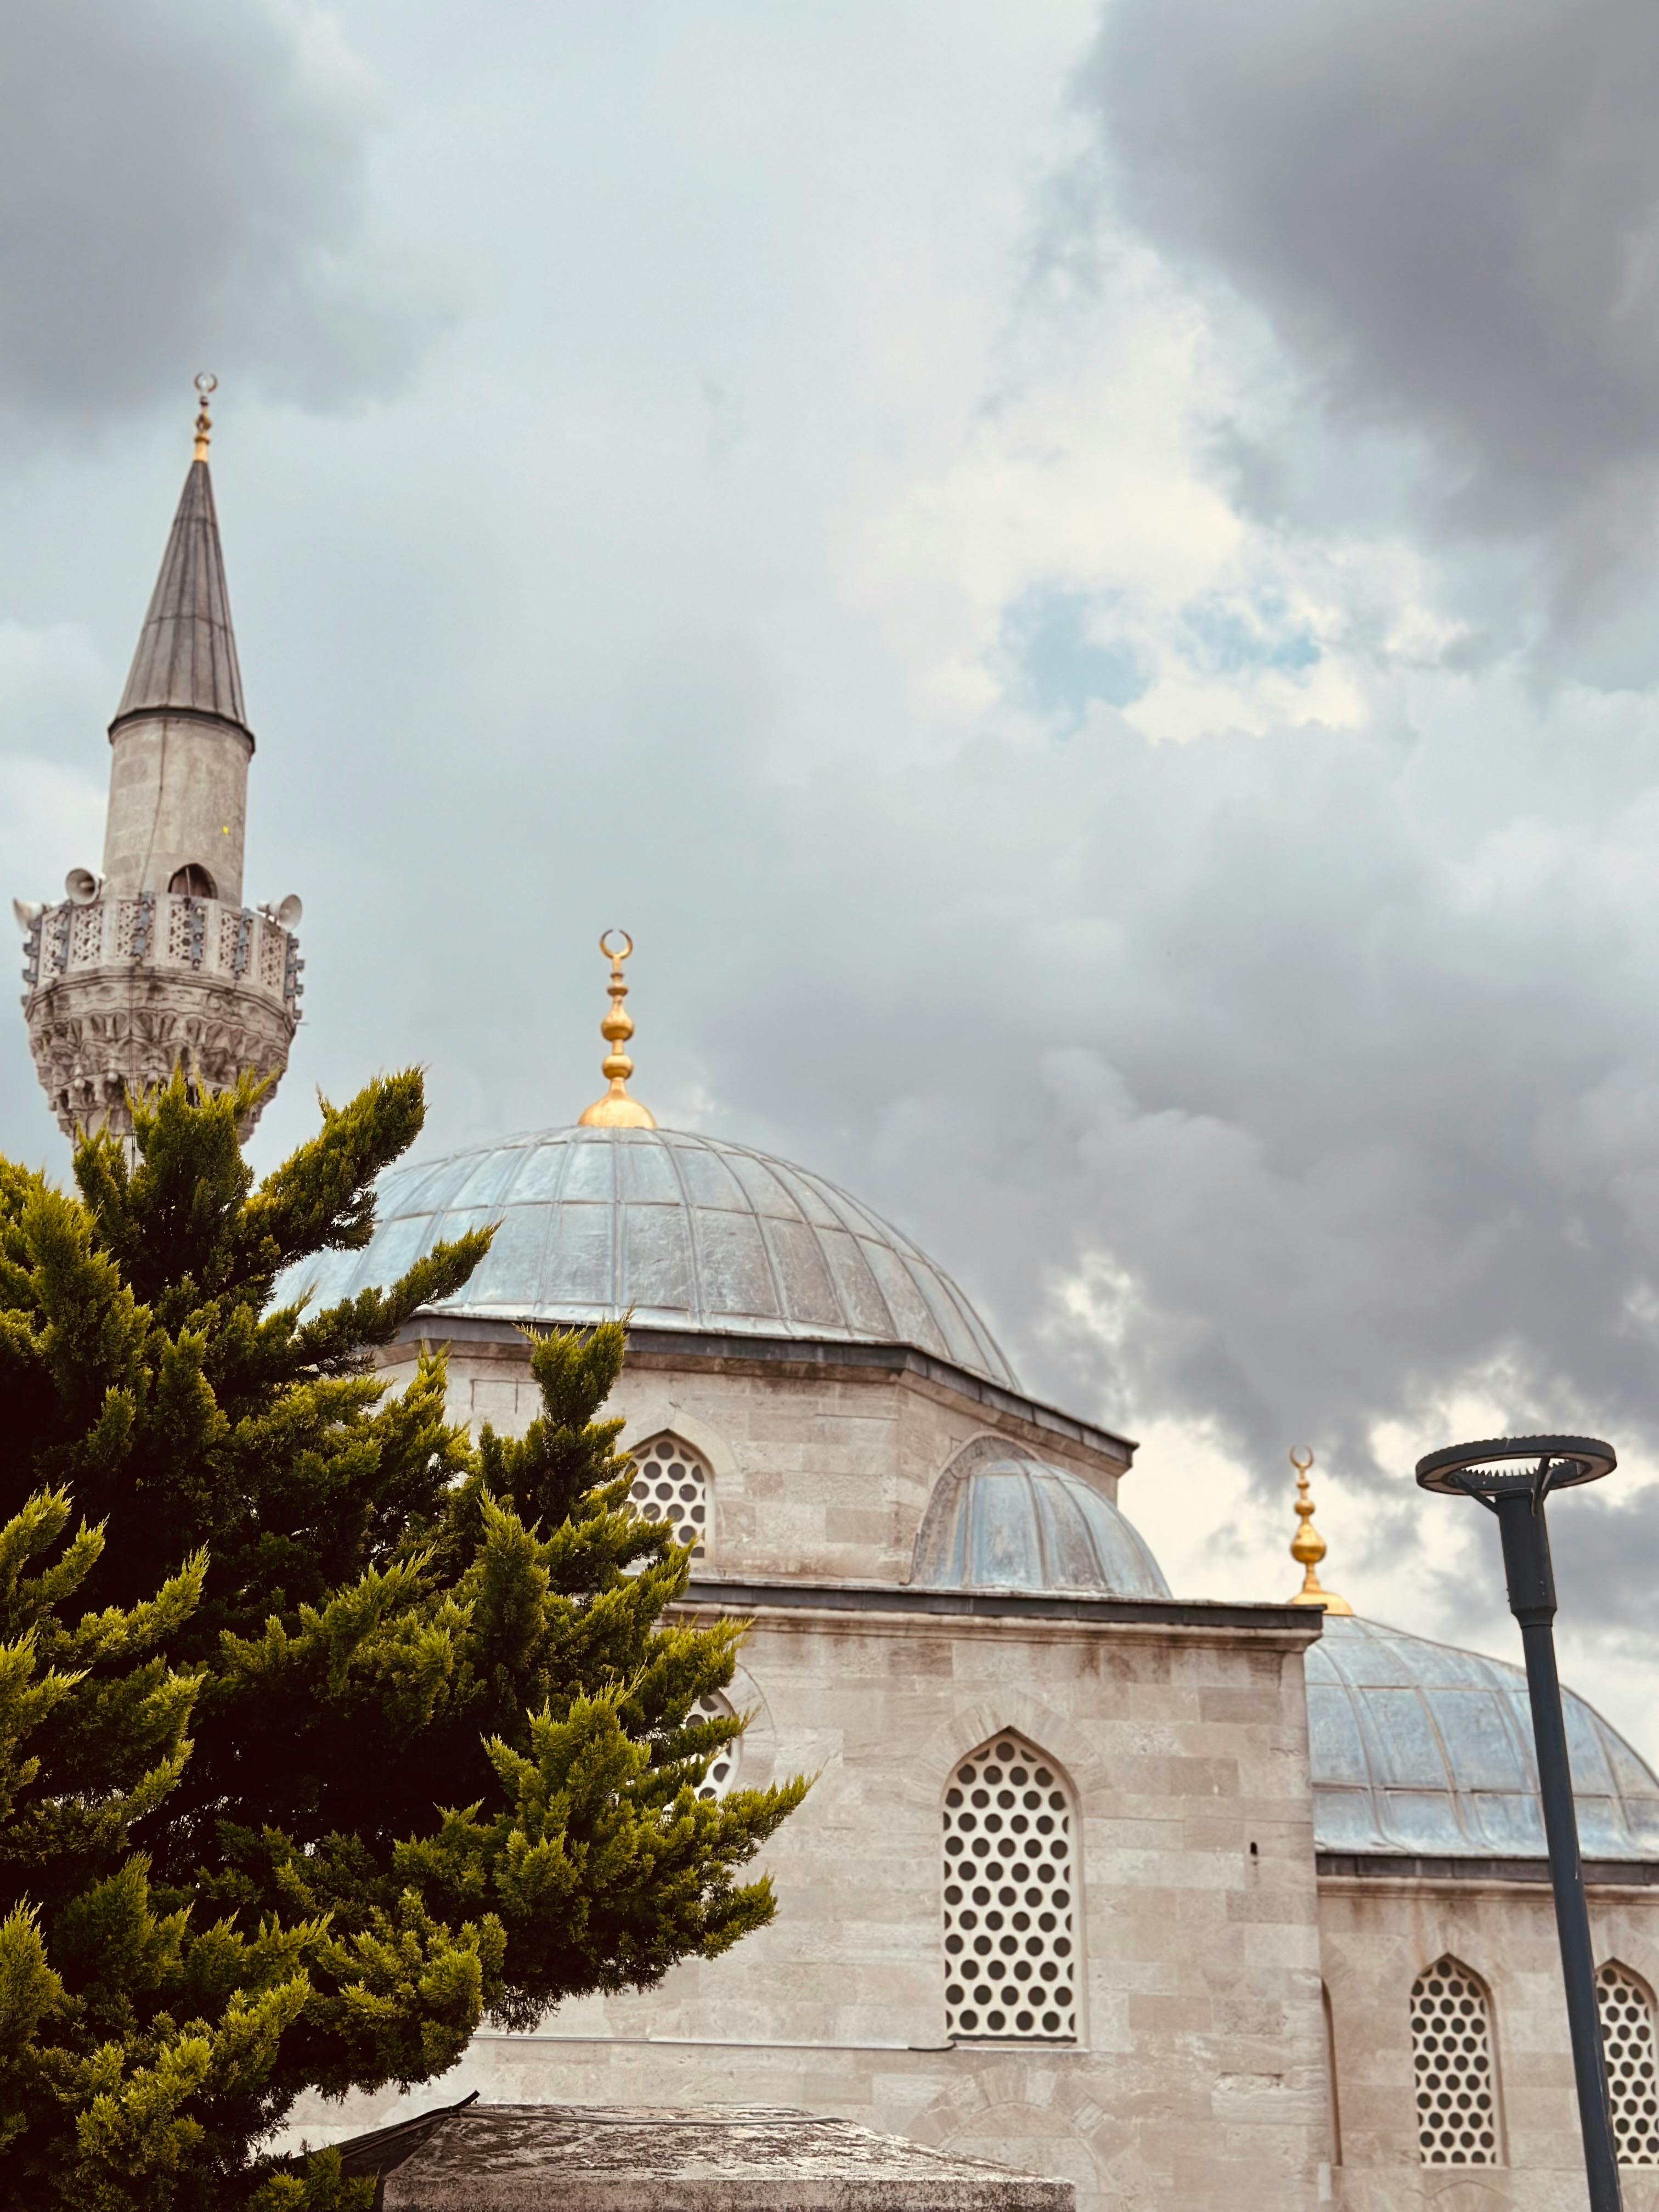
[1598,1960,1659,2164]
[941,1729,1079,2044]
[1409,1955,1502,2165]
[626,1431,712,1560]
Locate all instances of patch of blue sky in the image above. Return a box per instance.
[1177,591,1321,679]
[1001,583,1153,722]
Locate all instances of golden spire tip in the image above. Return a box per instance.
[577,929,657,1128]
[193,371,217,462]
[1287,1446,1353,1615]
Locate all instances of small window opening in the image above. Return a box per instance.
[942,1733,1077,2044]
[687,1690,740,1801]
[168,864,217,899]
[628,1434,709,1559]
[1410,1956,1500,2164]
[1598,1962,1659,2164]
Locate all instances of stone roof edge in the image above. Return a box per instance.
[394,1312,1137,1466]
[679,1572,1324,1639]
[1317,1851,1659,1887]
[354,2104,1074,2212]
[106,701,255,746]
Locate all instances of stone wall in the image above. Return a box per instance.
[349,1328,1659,2205]
[377,1332,1133,1585]
[1319,1872,1659,2209]
[285,1592,1331,2212]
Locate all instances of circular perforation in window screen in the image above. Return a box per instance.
[629,1436,708,1557]
[1599,1963,1659,2164]
[1410,1958,1499,2164]
[942,1735,1076,2042]
[688,1691,738,1802]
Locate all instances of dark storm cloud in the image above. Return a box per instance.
[318,610,1659,1649]
[1084,0,1659,557]
[7,0,1659,1698]
[584,683,1659,1641]
[0,0,426,430]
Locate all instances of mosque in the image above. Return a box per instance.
[16,405,1659,2212]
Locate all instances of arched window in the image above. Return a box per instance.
[941,1732,1077,2043]
[168,864,216,899]
[1410,1956,1500,2164]
[627,1434,709,1559]
[688,1690,740,1801]
[1323,1982,1343,2169]
[1598,1962,1659,2164]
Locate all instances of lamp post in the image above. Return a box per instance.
[1415,1435,1621,2211]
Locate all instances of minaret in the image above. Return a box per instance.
[15,377,303,1139]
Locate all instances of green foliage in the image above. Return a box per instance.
[0,1071,806,2209]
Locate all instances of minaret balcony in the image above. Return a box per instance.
[19,891,302,1138]
[21,892,302,1012]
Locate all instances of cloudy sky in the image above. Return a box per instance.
[6,0,1659,1747]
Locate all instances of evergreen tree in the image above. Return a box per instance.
[0,1071,806,2211]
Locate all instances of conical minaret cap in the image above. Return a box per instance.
[111,380,250,742]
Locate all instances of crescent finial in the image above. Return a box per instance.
[1286,1445,1352,1615]
[578,930,656,1128]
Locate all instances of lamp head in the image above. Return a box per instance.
[1415,1434,1615,1500]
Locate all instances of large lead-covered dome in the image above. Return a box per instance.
[1308,1612,1659,1860]
[297,1124,1019,1387]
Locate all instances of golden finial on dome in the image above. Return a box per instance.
[577,930,658,1128]
[1287,1446,1353,1614]
[193,371,217,462]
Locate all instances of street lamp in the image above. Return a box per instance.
[1416,1435,1621,2211]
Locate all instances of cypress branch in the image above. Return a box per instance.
[0,1069,806,2210]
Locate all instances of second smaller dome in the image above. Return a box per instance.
[913,1442,1170,1600]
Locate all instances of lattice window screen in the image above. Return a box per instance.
[258,925,284,989]
[688,1690,738,1801]
[628,1435,709,1557]
[69,906,103,964]
[942,1734,1077,2042]
[1599,1963,1659,2164]
[1410,1957,1500,2164]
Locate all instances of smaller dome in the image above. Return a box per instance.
[1308,1612,1659,1860]
[913,1442,1170,1601]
